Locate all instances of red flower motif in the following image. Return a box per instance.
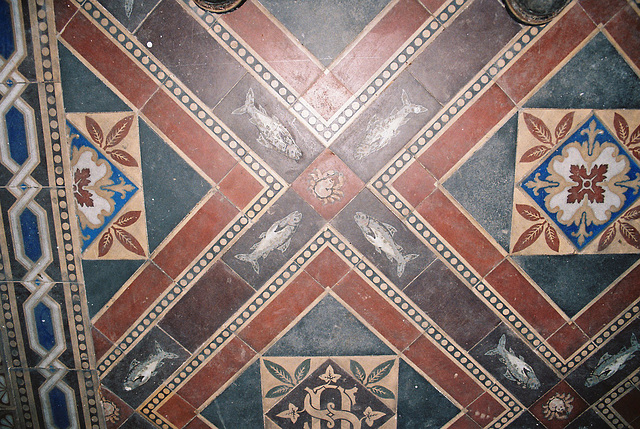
[567,164,608,204]
[73,168,94,207]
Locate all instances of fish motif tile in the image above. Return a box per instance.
[331,189,434,288]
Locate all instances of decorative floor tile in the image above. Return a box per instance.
[512,109,640,255]
[3,0,640,427]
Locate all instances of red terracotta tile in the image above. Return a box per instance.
[418,84,514,179]
[303,73,352,120]
[497,5,595,103]
[391,160,437,208]
[467,392,506,426]
[485,260,565,339]
[333,271,421,351]
[576,264,640,337]
[93,263,172,342]
[61,13,158,108]
[218,163,263,210]
[156,394,196,429]
[238,271,324,351]
[546,322,589,359]
[54,0,77,33]
[91,327,113,362]
[304,247,351,288]
[333,0,430,93]
[606,5,640,71]
[160,262,255,352]
[614,387,640,425]
[416,189,504,277]
[141,88,236,183]
[580,0,627,24]
[100,387,134,429]
[404,335,484,407]
[291,149,365,220]
[530,381,588,429]
[183,416,212,429]
[417,0,448,13]
[221,0,322,94]
[153,192,239,279]
[178,336,255,408]
[448,414,482,429]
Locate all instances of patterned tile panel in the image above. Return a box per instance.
[1,0,640,427]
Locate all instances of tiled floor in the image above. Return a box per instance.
[2,0,640,427]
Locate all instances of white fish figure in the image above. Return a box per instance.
[124,0,134,17]
[485,334,540,390]
[585,333,640,387]
[354,212,419,277]
[124,342,178,391]
[355,90,427,160]
[235,211,302,274]
[233,88,302,161]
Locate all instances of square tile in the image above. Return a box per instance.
[291,148,364,220]
[332,189,435,287]
[331,71,440,182]
[529,381,588,429]
[511,109,640,255]
[212,74,325,184]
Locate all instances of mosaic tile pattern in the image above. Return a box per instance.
[1,0,640,427]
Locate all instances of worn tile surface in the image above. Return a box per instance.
[2,0,640,427]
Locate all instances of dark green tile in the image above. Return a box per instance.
[139,119,211,253]
[81,259,145,318]
[259,0,392,66]
[265,294,393,356]
[512,254,640,318]
[526,32,640,109]
[444,114,518,251]
[200,361,264,428]
[397,359,460,428]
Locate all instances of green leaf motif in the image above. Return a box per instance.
[295,359,311,383]
[366,360,394,385]
[368,385,395,399]
[264,360,294,385]
[350,360,366,384]
[265,385,291,398]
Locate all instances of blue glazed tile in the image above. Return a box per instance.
[526,32,640,109]
[265,294,393,357]
[519,114,640,251]
[0,83,52,187]
[201,361,264,428]
[139,119,211,253]
[397,359,460,428]
[259,0,393,67]
[444,114,518,251]
[512,253,640,318]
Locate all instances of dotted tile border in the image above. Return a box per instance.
[568,304,640,374]
[372,25,543,199]
[596,370,640,429]
[189,0,483,144]
[80,0,286,200]
[139,226,522,428]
